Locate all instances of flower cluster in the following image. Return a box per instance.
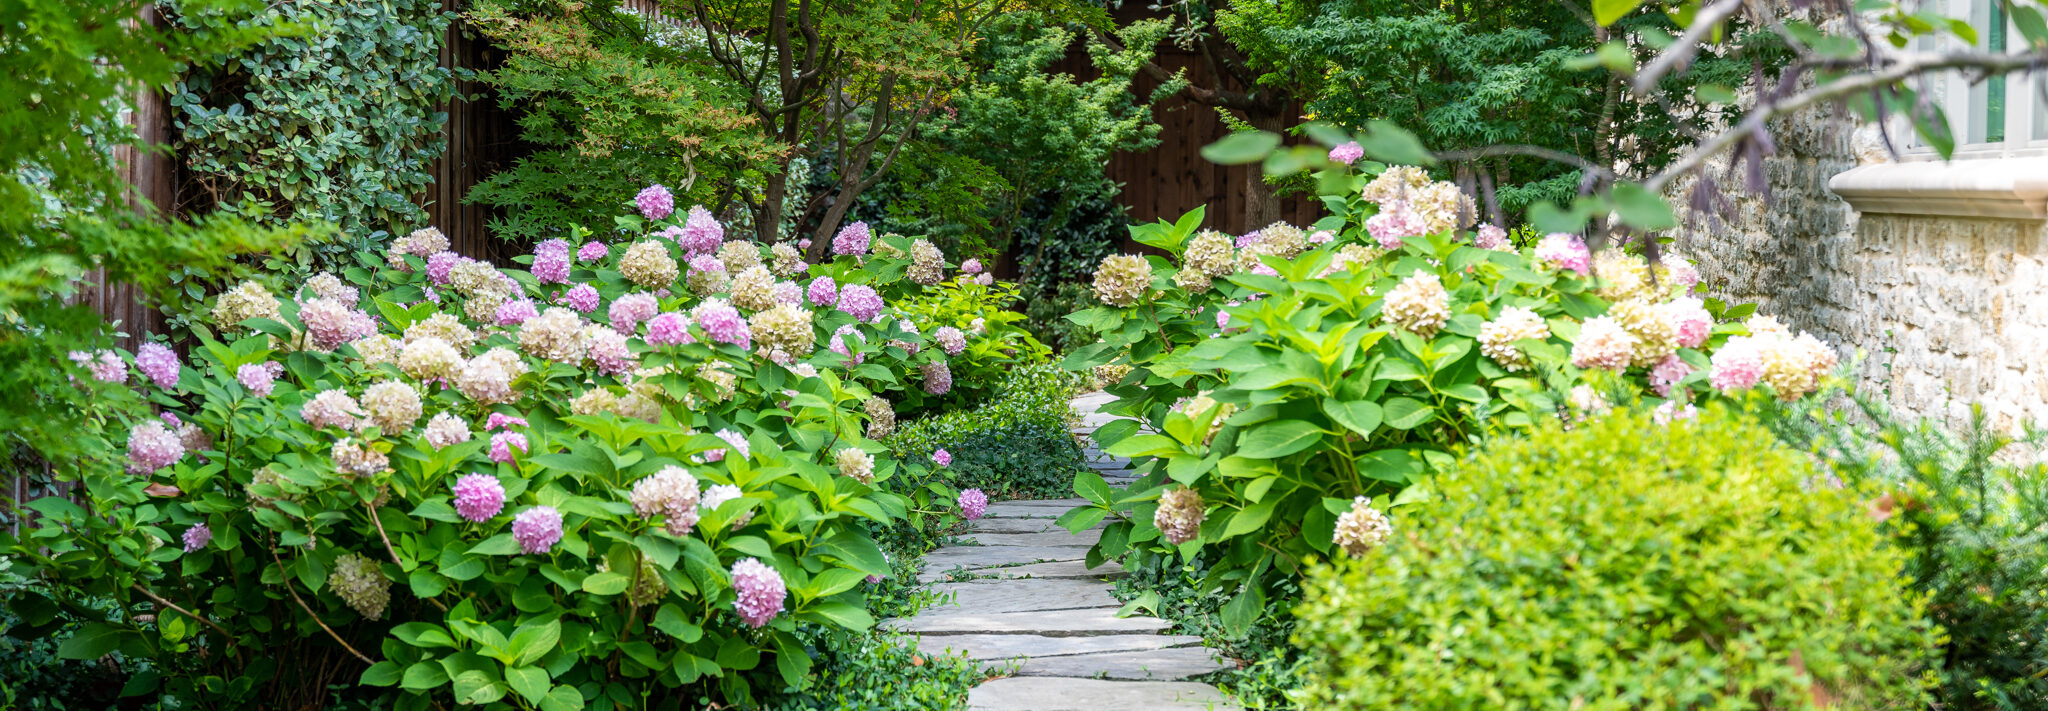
[957,488,986,520]
[1478,307,1550,371]
[1381,270,1450,337]
[1333,496,1392,557]
[1708,315,1838,400]
[1155,487,1205,545]
[452,473,506,522]
[630,466,702,535]
[1093,254,1152,307]
[512,506,563,554]
[730,558,787,627]
[329,553,390,620]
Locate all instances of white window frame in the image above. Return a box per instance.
[1909,0,2048,159]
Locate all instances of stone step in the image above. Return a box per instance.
[966,678,1237,711]
[969,517,1074,534]
[1014,647,1233,681]
[993,497,1092,508]
[915,633,1205,662]
[961,529,1100,547]
[920,545,1089,572]
[917,559,1123,584]
[982,504,1064,520]
[924,578,1120,614]
[887,607,1171,636]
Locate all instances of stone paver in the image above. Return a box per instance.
[967,678,1233,711]
[961,529,1103,547]
[926,578,1122,613]
[1015,647,1232,680]
[916,559,1124,584]
[915,633,1206,661]
[894,393,1238,709]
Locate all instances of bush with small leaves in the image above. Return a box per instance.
[1290,407,1938,709]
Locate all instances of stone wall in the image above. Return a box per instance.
[1669,114,2048,432]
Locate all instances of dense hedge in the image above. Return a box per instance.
[1291,406,1939,709]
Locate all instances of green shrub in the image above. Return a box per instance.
[888,361,1086,503]
[1022,282,1096,354]
[1760,388,2048,710]
[1109,555,1304,710]
[1291,406,1938,709]
[891,276,1053,417]
[164,0,452,259]
[1059,166,1824,608]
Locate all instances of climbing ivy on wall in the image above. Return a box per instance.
[163,0,454,267]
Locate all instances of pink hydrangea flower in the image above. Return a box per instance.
[715,428,751,462]
[127,421,184,474]
[1251,263,1280,277]
[832,221,871,256]
[490,431,528,464]
[183,523,212,552]
[609,293,660,334]
[687,252,724,275]
[1365,201,1426,250]
[678,206,724,253]
[730,558,787,627]
[236,363,274,397]
[692,300,751,348]
[645,312,694,346]
[1650,354,1693,397]
[921,360,953,395]
[636,184,675,220]
[1217,310,1231,330]
[1308,230,1335,245]
[1474,223,1510,251]
[772,280,803,306]
[135,343,181,390]
[512,506,564,554]
[532,240,572,284]
[933,449,952,467]
[496,298,540,327]
[934,326,967,356]
[70,350,127,384]
[560,284,600,313]
[586,329,636,376]
[425,252,464,284]
[1665,297,1712,348]
[958,488,987,520]
[961,258,983,274]
[975,273,993,286]
[1329,141,1364,165]
[485,413,529,432]
[577,241,609,263]
[806,276,838,307]
[1535,233,1591,275]
[1709,336,1766,391]
[837,284,884,321]
[452,473,506,522]
[1653,400,1699,425]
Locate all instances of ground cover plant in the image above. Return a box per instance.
[1290,405,1940,708]
[888,361,1088,502]
[1057,161,1838,623]
[3,189,1014,709]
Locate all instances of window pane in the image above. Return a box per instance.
[1986,0,2007,143]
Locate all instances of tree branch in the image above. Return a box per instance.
[1632,0,1748,95]
[130,584,234,640]
[269,548,376,666]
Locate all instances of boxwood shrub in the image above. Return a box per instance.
[1291,406,1939,709]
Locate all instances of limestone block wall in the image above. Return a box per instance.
[1669,114,2048,432]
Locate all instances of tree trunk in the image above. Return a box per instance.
[757,169,787,243]
[1240,110,1287,231]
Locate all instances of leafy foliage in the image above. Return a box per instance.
[164,0,454,265]
[467,0,783,242]
[1058,168,1790,607]
[888,361,1088,502]
[1291,406,1939,709]
[2,194,1000,708]
[1109,555,1303,710]
[1022,282,1099,354]
[891,277,1052,414]
[0,0,314,503]
[1761,388,2048,710]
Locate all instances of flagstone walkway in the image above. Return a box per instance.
[887,392,1239,710]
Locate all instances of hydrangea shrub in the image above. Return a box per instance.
[11,192,1008,708]
[1057,166,1840,622]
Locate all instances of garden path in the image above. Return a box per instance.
[887,392,1240,710]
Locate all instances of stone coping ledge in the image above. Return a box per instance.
[1828,156,2048,220]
